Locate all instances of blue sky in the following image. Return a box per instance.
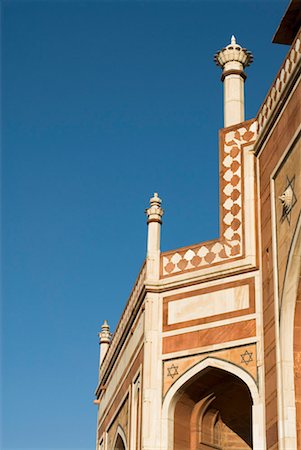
[2,0,288,449]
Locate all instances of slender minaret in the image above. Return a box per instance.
[98,320,111,368]
[145,192,164,280]
[143,193,164,450]
[214,36,253,127]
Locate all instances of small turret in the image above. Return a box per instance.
[145,193,164,280]
[214,36,253,127]
[98,320,111,368]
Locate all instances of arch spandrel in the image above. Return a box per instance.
[163,345,257,397]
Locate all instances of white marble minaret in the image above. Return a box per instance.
[98,320,111,369]
[215,36,253,127]
[145,192,164,280]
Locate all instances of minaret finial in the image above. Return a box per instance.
[214,36,253,127]
[147,192,162,213]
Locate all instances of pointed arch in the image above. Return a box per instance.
[190,393,216,450]
[112,425,127,450]
[161,357,265,450]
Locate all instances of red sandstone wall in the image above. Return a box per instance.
[258,77,301,450]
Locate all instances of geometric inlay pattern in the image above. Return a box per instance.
[160,33,301,278]
[163,345,257,396]
[240,350,253,365]
[161,121,257,277]
[279,175,297,224]
[167,364,179,379]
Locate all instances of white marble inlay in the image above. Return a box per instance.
[171,253,181,264]
[184,249,196,261]
[168,285,249,325]
[223,184,234,195]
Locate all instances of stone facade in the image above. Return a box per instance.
[95,3,301,450]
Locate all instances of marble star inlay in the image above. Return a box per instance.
[240,350,253,365]
[279,175,297,224]
[167,364,179,379]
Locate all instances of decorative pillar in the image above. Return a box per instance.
[142,193,164,450]
[98,320,111,369]
[214,36,253,127]
[145,192,164,280]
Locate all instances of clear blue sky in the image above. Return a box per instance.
[2,1,288,449]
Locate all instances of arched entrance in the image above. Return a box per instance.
[162,358,265,450]
[174,367,252,450]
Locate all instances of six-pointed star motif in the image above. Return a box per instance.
[240,350,253,365]
[167,364,179,379]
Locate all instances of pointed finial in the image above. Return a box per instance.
[146,192,164,224]
[99,320,111,343]
[150,192,161,207]
[101,320,109,331]
[231,35,236,45]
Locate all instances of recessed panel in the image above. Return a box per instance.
[168,285,249,325]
